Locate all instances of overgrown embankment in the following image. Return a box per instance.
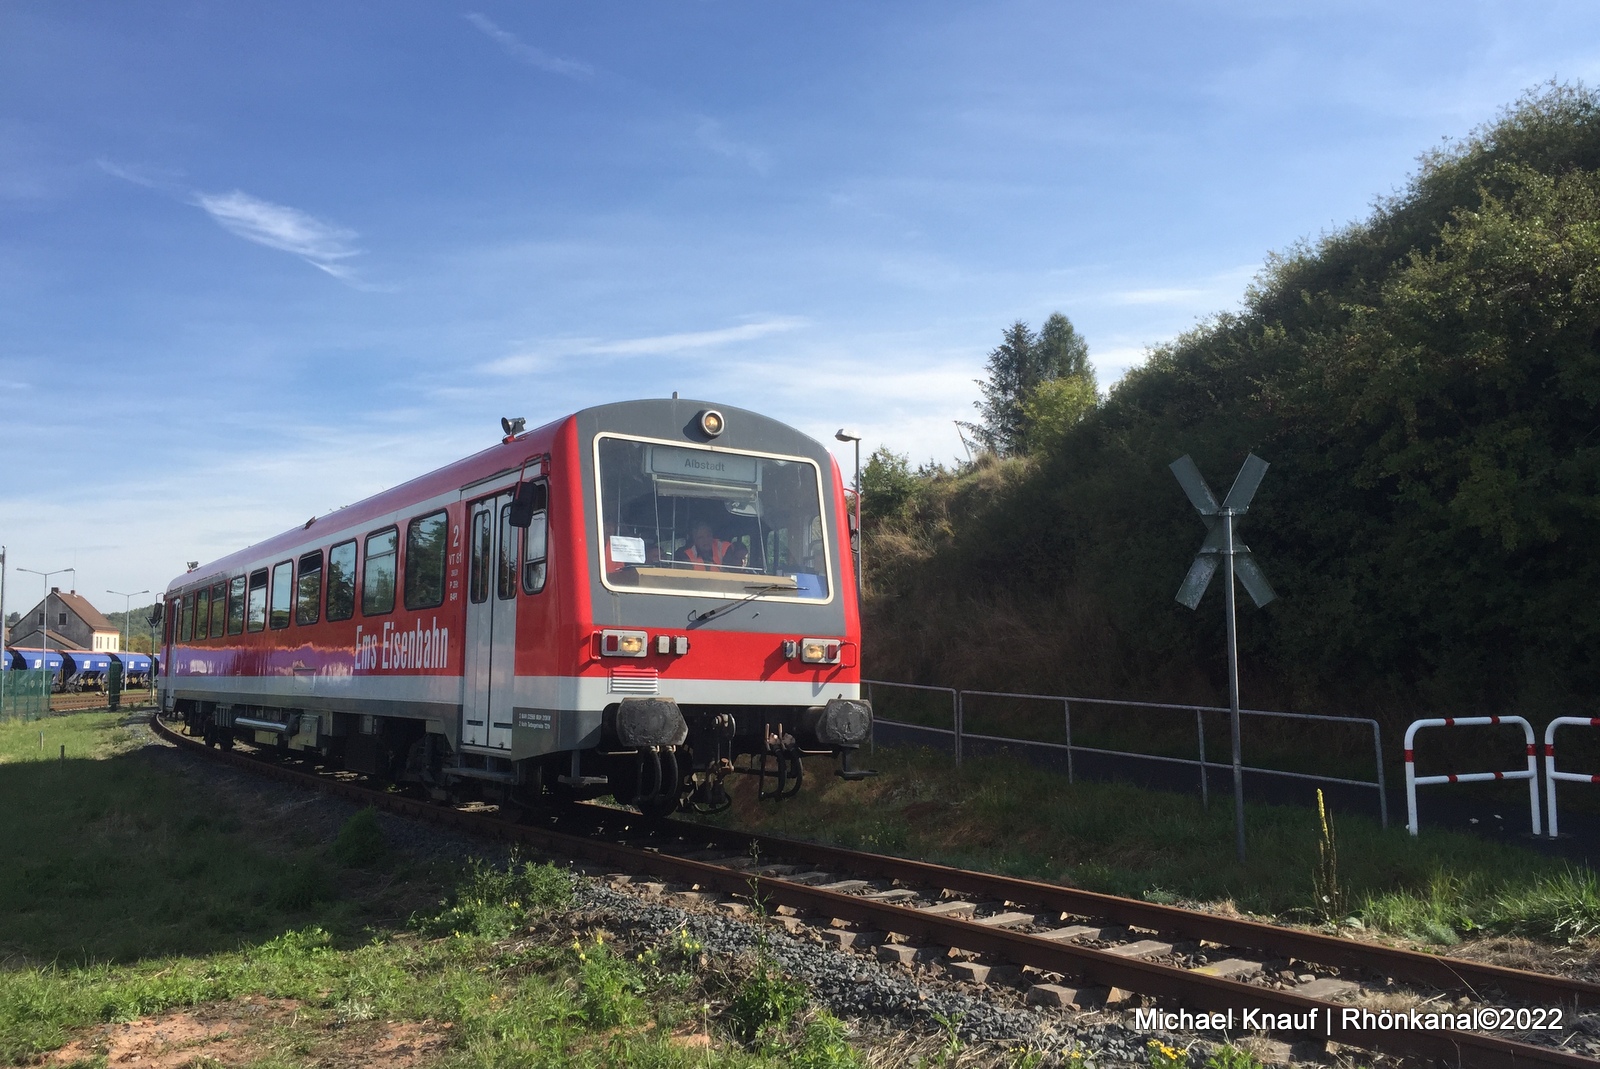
[863,85,1600,743]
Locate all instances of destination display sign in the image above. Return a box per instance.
[649,445,759,484]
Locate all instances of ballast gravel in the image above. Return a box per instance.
[565,877,1180,1067]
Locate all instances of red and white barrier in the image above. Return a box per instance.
[1403,716,1540,837]
[1543,716,1600,838]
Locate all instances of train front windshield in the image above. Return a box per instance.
[595,435,832,600]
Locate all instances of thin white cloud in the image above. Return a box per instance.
[482,317,806,375]
[592,318,804,355]
[96,159,185,193]
[194,190,362,280]
[694,117,771,174]
[465,13,592,78]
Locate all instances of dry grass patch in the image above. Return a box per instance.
[43,997,451,1069]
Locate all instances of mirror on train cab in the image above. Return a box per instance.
[148,602,163,624]
[508,480,547,527]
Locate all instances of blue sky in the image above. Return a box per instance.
[3,1,1599,612]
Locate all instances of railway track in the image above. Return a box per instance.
[149,713,1599,1068]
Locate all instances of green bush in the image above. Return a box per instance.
[576,934,644,1028]
[331,807,386,868]
[413,858,572,940]
[788,1012,862,1069]
[727,961,805,1043]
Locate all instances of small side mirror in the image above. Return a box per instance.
[148,603,164,625]
[508,481,547,528]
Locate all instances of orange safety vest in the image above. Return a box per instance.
[683,540,730,570]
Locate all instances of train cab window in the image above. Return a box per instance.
[469,509,491,604]
[362,527,397,616]
[194,588,211,641]
[595,436,831,600]
[326,540,356,621]
[227,576,246,634]
[404,511,448,610]
[521,482,548,595]
[209,582,227,638]
[497,505,518,600]
[247,569,268,632]
[270,561,293,628]
[296,551,323,625]
[164,602,174,645]
[180,594,195,643]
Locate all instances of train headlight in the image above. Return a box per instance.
[699,409,725,437]
[800,638,841,664]
[600,629,649,657]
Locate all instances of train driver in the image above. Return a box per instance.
[676,523,731,570]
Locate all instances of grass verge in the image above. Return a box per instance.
[0,712,868,1069]
[704,744,1600,949]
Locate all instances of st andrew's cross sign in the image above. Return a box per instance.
[1169,452,1276,863]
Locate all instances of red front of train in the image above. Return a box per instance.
[160,398,871,814]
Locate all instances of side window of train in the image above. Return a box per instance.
[404,510,448,610]
[522,480,549,595]
[362,527,397,616]
[270,560,293,628]
[180,594,195,643]
[246,569,268,632]
[209,582,227,639]
[497,504,518,600]
[326,540,356,621]
[164,602,174,645]
[469,508,491,603]
[194,587,210,641]
[227,576,246,634]
[297,551,323,626]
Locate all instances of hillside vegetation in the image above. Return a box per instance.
[864,84,1600,725]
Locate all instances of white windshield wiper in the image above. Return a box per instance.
[688,583,790,626]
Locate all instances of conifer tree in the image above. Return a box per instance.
[961,313,1095,457]
[1036,312,1096,393]
[960,320,1037,456]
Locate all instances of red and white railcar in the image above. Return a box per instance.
[160,399,872,813]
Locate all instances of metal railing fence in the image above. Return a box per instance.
[1403,716,1540,836]
[1543,717,1600,838]
[863,679,1388,827]
[0,670,52,722]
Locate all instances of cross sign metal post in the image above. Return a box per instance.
[1170,453,1276,864]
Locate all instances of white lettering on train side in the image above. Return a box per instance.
[354,618,449,672]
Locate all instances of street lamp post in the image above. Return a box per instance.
[834,430,863,594]
[17,567,74,713]
[107,589,150,653]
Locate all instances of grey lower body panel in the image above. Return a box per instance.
[512,706,603,758]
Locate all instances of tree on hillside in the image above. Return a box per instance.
[960,320,1036,456]
[862,447,917,526]
[961,313,1097,456]
[1036,312,1096,392]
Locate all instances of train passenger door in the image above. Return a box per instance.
[463,492,518,749]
